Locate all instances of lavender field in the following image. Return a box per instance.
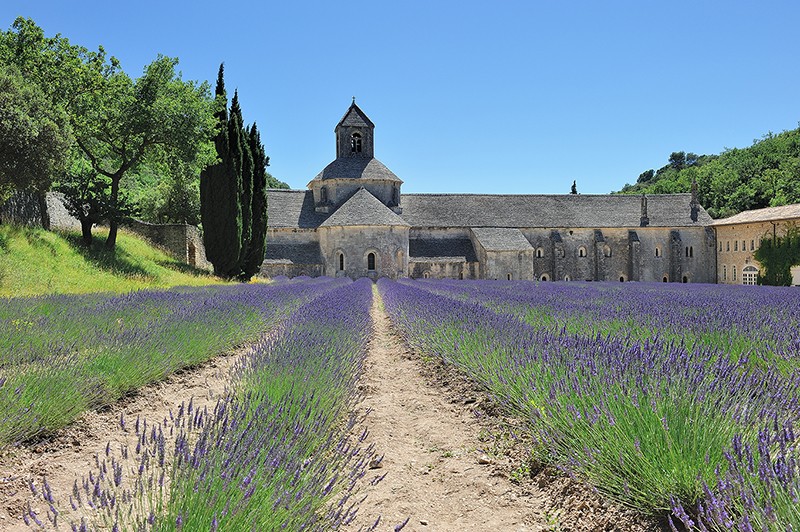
[6,278,800,530]
[380,279,800,530]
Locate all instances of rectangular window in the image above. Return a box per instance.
[734,241,738,251]
[750,240,754,251]
[742,240,746,251]
[723,265,727,281]
[726,241,730,252]
[719,242,723,252]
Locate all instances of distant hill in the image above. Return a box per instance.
[615,126,800,219]
[0,225,225,297]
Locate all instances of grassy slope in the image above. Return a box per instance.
[0,225,224,296]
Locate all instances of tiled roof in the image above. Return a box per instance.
[337,102,374,129]
[311,157,402,182]
[399,193,712,228]
[266,190,329,229]
[319,188,410,228]
[712,203,800,225]
[409,238,478,262]
[263,242,322,265]
[471,228,534,251]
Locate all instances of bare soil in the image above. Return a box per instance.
[0,290,664,531]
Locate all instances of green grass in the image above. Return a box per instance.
[0,224,223,296]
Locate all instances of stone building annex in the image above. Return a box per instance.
[262,102,718,283]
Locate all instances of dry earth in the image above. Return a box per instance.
[0,290,665,531]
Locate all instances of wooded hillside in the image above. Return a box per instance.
[616,126,800,219]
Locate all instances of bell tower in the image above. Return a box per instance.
[335,98,375,159]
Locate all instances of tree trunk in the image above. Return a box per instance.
[80,217,93,247]
[104,174,122,250]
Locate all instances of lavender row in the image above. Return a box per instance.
[26,278,377,531]
[0,276,344,445]
[407,279,800,364]
[379,278,800,527]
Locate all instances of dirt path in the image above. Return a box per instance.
[342,292,548,532]
[0,346,248,531]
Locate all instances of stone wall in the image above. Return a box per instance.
[715,219,799,284]
[318,225,409,279]
[125,220,212,271]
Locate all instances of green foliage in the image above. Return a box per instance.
[0,62,70,200]
[244,122,269,278]
[617,127,800,218]
[754,226,800,286]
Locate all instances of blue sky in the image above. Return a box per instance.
[3,1,798,194]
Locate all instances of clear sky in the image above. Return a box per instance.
[3,1,798,194]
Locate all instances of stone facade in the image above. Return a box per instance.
[713,204,800,285]
[125,220,212,271]
[261,102,720,283]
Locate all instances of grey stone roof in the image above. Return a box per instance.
[409,238,478,262]
[337,102,374,129]
[266,190,329,229]
[712,203,800,225]
[319,188,410,228]
[311,157,402,182]
[471,228,534,252]
[399,193,712,228]
[263,242,322,265]
[267,190,714,230]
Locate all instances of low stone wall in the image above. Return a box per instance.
[0,191,47,227]
[125,220,212,271]
[259,260,324,279]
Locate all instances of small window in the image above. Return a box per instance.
[578,247,586,258]
[507,273,512,280]
[734,241,738,251]
[423,271,430,279]
[742,240,746,252]
[564,275,571,281]
[750,240,755,251]
[662,275,669,282]
[351,132,362,153]
[603,245,612,258]
[682,275,689,283]
[619,276,625,282]
[540,274,549,281]
[367,252,376,271]
[688,246,693,258]
[719,241,722,252]
[733,265,737,281]
[459,272,464,280]
[726,241,730,252]
[536,248,544,258]
[320,186,328,204]
[655,247,661,258]
[723,265,727,281]
[338,253,344,271]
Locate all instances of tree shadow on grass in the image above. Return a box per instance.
[154,259,214,277]
[62,231,155,280]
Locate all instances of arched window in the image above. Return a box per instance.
[742,265,758,285]
[507,273,512,280]
[603,245,612,258]
[578,247,586,258]
[459,272,464,280]
[423,271,430,279]
[351,132,362,153]
[338,252,345,271]
[682,275,689,283]
[619,276,625,282]
[367,252,376,271]
[536,248,544,258]
[689,246,693,258]
[564,275,571,281]
[662,275,669,282]
[655,246,661,258]
[540,274,549,281]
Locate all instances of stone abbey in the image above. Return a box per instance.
[261,102,718,283]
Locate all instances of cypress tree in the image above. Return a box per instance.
[243,122,269,278]
[230,91,254,278]
[200,64,242,278]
